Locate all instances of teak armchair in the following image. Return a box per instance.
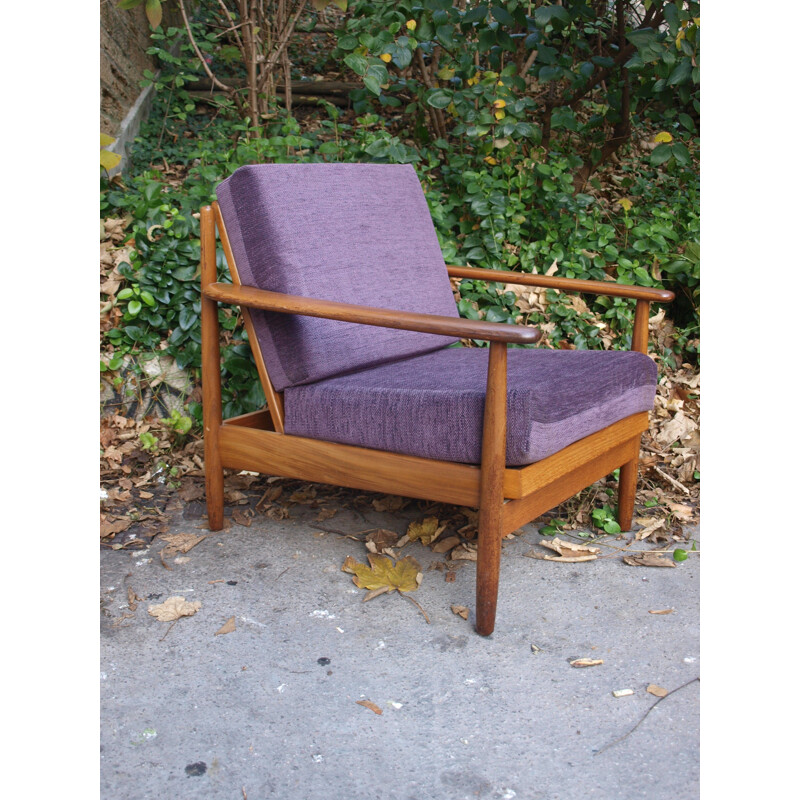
[200,164,673,636]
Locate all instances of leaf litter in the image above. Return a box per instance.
[148,596,202,622]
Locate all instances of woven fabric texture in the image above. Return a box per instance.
[284,348,657,465]
[215,163,459,391]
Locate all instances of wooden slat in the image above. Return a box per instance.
[503,412,649,498]
[213,202,286,433]
[447,265,675,303]
[502,437,640,535]
[218,426,482,507]
[223,409,274,430]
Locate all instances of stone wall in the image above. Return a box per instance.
[100,2,187,171]
[100,1,158,137]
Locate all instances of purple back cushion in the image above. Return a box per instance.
[215,164,459,390]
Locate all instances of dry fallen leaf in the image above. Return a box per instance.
[649,609,674,615]
[148,596,202,622]
[570,658,604,668]
[623,553,677,568]
[431,535,461,554]
[647,684,669,698]
[100,515,133,538]
[656,409,698,447]
[215,617,236,636]
[365,529,400,554]
[160,533,207,556]
[528,537,600,562]
[668,502,696,523]
[127,586,142,612]
[356,700,383,715]
[315,507,337,522]
[372,496,406,513]
[633,517,667,541]
[451,605,469,620]
[342,554,422,597]
[232,509,253,527]
[449,544,478,561]
[407,517,446,547]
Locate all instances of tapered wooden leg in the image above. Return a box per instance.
[475,342,508,636]
[618,455,638,532]
[618,299,650,533]
[201,206,225,531]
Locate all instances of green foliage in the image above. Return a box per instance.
[336,0,699,159]
[591,504,622,534]
[539,518,566,537]
[101,0,699,421]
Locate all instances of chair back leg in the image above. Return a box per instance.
[200,205,225,531]
[617,456,638,531]
[475,341,508,636]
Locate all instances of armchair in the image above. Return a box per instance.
[200,164,673,635]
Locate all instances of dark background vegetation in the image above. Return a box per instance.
[101,0,699,423]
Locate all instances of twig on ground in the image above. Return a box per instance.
[308,524,375,539]
[654,465,690,495]
[159,621,178,642]
[398,591,431,624]
[594,677,700,755]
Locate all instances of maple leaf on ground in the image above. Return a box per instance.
[148,596,201,622]
[406,517,446,547]
[342,554,422,600]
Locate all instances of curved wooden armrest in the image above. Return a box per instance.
[447,265,674,303]
[203,283,542,345]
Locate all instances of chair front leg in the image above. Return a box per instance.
[475,341,508,636]
[200,205,225,531]
[617,298,651,532]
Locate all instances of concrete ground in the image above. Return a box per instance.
[100,497,699,800]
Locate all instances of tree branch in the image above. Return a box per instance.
[177,0,232,92]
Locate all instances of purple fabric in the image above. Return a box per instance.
[215,164,459,390]
[284,348,657,465]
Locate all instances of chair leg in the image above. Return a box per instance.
[618,455,639,532]
[200,205,225,532]
[475,342,508,636]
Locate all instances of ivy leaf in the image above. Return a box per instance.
[342,554,422,594]
[426,88,453,108]
[100,149,122,171]
[650,143,673,166]
[344,53,368,76]
[363,74,382,95]
[534,5,571,28]
[145,0,162,28]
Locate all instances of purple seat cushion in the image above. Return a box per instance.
[215,164,459,391]
[284,348,657,466]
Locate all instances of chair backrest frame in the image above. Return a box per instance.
[213,201,286,433]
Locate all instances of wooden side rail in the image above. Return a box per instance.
[446,265,675,303]
[202,282,542,345]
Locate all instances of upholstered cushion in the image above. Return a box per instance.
[215,164,459,391]
[284,348,657,465]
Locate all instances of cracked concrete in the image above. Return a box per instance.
[100,500,699,799]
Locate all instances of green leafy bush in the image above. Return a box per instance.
[101,1,699,420]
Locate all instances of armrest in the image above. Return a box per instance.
[447,265,674,303]
[203,283,542,345]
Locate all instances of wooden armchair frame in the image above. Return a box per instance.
[200,202,673,635]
